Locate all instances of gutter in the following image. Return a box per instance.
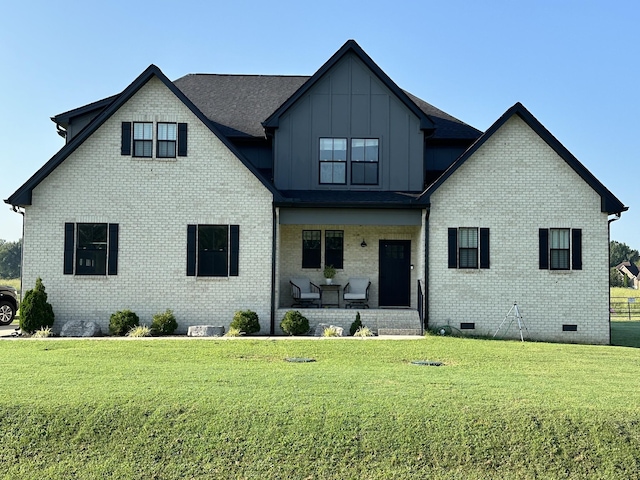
[607,213,622,345]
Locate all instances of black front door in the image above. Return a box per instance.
[379,240,411,307]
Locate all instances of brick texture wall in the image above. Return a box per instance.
[428,115,611,344]
[22,77,274,334]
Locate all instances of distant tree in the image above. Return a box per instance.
[610,241,639,268]
[0,239,21,279]
[610,267,624,287]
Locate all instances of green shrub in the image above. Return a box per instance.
[280,310,309,336]
[230,310,260,335]
[127,325,152,337]
[19,277,55,334]
[151,309,178,335]
[349,311,363,336]
[109,310,140,336]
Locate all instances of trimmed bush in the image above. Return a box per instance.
[109,310,139,336]
[151,309,178,336]
[350,311,363,336]
[230,310,260,335]
[280,310,309,336]
[20,277,55,334]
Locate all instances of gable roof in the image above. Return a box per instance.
[5,65,283,207]
[262,39,436,133]
[420,102,628,214]
[617,261,640,278]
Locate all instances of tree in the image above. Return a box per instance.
[0,239,21,279]
[20,277,55,334]
[610,240,639,268]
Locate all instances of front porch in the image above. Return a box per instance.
[274,307,423,336]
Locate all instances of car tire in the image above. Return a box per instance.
[0,301,15,325]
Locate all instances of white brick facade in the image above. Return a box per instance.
[22,77,274,334]
[428,115,611,344]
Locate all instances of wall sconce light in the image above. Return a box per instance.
[361,238,367,248]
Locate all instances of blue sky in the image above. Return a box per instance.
[1,0,638,247]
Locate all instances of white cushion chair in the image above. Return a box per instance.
[290,277,322,308]
[343,277,371,308]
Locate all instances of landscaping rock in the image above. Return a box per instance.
[187,325,225,337]
[60,320,102,337]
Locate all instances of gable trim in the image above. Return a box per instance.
[262,40,436,132]
[6,65,282,207]
[420,102,627,215]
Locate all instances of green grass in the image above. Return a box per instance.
[0,277,20,292]
[0,338,639,479]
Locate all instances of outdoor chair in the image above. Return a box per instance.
[290,276,322,308]
[343,277,371,308]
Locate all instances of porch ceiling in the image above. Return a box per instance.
[279,208,423,226]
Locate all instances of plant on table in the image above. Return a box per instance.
[323,264,336,284]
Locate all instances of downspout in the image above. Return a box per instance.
[424,207,430,334]
[270,205,278,335]
[11,206,25,303]
[607,213,622,345]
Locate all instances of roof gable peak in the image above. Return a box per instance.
[263,39,435,131]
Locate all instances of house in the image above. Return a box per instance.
[5,40,627,344]
[616,262,640,289]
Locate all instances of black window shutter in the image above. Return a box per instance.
[539,228,549,269]
[64,223,74,274]
[572,229,582,270]
[480,228,490,269]
[178,123,188,156]
[187,225,197,276]
[448,228,458,268]
[229,225,239,276]
[121,122,132,155]
[108,224,119,275]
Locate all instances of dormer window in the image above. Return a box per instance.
[351,138,378,185]
[319,138,347,184]
[319,137,379,185]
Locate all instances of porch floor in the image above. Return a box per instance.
[274,308,422,336]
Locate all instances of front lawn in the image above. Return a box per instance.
[0,337,638,479]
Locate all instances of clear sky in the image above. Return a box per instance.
[1,0,638,247]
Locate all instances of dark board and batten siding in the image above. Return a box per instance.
[273,52,424,192]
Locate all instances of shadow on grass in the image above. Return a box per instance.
[611,321,640,348]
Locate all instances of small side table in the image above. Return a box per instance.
[320,284,341,308]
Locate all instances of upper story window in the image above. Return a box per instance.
[121,122,188,158]
[133,122,153,157]
[351,139,379,185]
[319,137,379,185]
[157,123,177,158]
[319,138,347,184]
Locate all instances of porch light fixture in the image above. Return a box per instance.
[361,238,367,248]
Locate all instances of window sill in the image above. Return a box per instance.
[132,157,178,163]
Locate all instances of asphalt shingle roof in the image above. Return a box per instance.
[173,74,481,140]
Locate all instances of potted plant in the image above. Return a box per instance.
[323,264,336,285]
